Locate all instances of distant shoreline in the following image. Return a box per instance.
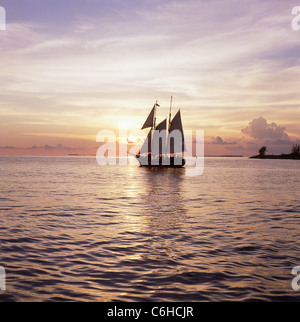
[2,154,299,159]
[205,155,244,158]
[250,154,300,160]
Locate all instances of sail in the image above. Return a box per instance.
[141,102,159,130]
[139,129,152,155]
[152,118,167,156]
[141,106,155,129]
[155,118,167,132]
[167,110,186,154]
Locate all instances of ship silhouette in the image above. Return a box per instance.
[136,97,186,168]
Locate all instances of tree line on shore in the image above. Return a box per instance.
[251,144,300,159]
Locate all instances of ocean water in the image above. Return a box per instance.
[0,155,299,302]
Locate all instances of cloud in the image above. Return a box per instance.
[209,136,237,145]
[239,117,300,154]
[1,0,300,155]
[241,117,290,142]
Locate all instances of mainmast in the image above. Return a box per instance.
[153,100,158,130]
[151,100,159,154]
[168,96,173,132]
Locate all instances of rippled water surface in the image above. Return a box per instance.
[0,155,300,302]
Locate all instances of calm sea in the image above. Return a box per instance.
[0,155,299,302]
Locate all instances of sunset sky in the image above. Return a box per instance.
[0,0,299,156]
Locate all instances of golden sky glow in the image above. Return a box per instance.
[0,0,299,156]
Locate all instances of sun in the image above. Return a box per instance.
[127,137,140,144]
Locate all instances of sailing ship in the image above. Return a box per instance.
[136,97,186,168]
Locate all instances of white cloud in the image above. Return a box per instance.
[241,117,290,141]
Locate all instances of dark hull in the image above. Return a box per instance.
[136,156,186,168]
[139,164,185,168]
